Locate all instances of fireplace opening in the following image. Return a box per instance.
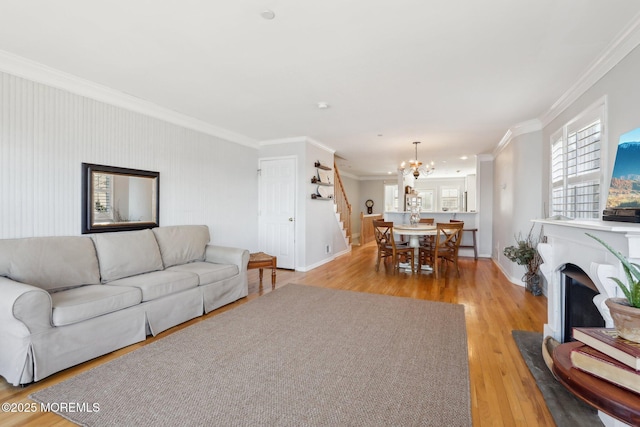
[562,264,605,342]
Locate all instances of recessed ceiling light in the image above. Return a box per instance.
[317,102,330,109]
[260,9,275,20]
[460,155,468,160]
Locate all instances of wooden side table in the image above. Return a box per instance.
[552,341,640,426]
[248,252,277,289]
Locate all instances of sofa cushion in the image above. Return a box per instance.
[152,225,210,268]
[168,262,239,286]
[0,236,100,292]
[50,285,142,326]
[107,270,199,302]
[92,229,164,283]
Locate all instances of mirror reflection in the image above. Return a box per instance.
[82,163,160,233]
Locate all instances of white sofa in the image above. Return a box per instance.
[0,225,249,386]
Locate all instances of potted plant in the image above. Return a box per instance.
[586,233,640,343]
[503,225,544,296]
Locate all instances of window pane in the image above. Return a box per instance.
[551,139,563,183]
[93,173,113,221]
[440,188,459,211]
[550,113,602,220]
[552,187,564,216]
[567,181,600,219]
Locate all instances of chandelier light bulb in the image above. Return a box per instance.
[399,141,435,179]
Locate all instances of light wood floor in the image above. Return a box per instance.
[0,243,555,426]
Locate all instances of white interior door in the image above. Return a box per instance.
[258,157,296,269]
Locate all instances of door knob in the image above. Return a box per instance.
[289,218,294,222]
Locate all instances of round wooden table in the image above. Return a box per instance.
[393,224,436,248]
[393,224,437,273]
[552,341,640,426]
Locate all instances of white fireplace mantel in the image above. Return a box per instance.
[534,218,640,342]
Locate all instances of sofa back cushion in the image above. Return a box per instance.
[92,229,164,283]
[0,236,101,291]
[152,225,210,268]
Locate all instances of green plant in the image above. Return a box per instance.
[586,233,640,308]
[503,225,543,275]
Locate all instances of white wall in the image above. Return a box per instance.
[0,71,259,250]
[477,156,494,258]
[258,138,348,271]
[359,179,386,216]
[493,131,543,284]
[338,173,361,243]
[305,143,348,269]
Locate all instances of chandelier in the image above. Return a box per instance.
[400,141,435,179]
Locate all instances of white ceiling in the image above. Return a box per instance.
[1,1,640,178]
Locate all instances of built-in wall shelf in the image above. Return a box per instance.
[314,161,332,170]
[310,178,333,186]
[311,161,334,200]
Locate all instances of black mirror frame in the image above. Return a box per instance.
[81,163,160,234]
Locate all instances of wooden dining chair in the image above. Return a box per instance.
[373,220,414,273]
[418,222,464,278]
[419,218,435,248]
[451,219,478,260]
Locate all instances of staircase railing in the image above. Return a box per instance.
[333,161,352,244]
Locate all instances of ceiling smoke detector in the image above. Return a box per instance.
[260,9,275,20]
[317,102,330,109]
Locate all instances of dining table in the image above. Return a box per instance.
[393,223,437,273]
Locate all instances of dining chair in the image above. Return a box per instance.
[373,220,415,273]
[451,219,478,260]
[419,222,464,278]
[419,218,435,248]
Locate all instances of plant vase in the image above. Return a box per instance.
[524,271,542,296]
[605,297,640,344]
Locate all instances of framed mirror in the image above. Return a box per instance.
[82,163,160,234]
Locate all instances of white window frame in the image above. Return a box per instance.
[384,183,399,212]
[549,97,607,219]
[440,186,461,212]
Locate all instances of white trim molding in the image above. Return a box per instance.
[0,49,258,148]
[259,136,335,154]
[539,11,640,127]
[494,119,543,157]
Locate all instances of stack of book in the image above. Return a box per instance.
[571,327,640,394]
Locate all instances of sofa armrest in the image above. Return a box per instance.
[205,245,249,272]
[0,276,52,335]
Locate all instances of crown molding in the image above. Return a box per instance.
[539,12,640,127]
[306,137,335,154]
[259,136,336,154]
[0,50,258,148]
[494,119,542,157]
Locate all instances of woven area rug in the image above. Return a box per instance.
[31,284,471,426]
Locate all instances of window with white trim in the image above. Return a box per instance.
[550,103,605,219]
[440,187,460,212]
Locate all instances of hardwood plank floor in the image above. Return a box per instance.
[0,243,555,426]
